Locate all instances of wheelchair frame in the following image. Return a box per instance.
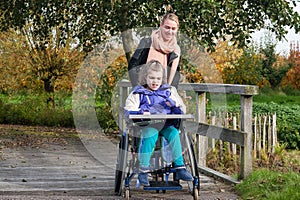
[114,114,200,200]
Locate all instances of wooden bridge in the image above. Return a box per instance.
[0,80,258,199]
[0,125,238,199]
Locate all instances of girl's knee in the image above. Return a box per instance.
[142,127,159,140]
[163,126,179,140]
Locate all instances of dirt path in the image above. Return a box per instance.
[0,125,240,200]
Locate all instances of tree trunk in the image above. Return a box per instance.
[121,29,134,62]
[43,78,55,108]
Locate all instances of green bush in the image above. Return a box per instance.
[96,104,118,133]
[252,102,300,149]
[281,85,300,96]
[0,93,74,127]
[0,92,119,131]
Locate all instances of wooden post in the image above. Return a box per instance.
[232,115,237,170]
[211,114,216,150]
[268,115,272,153]
[225,113,231,154]
[218,113,223,160]
[272,113,277,153]
[196,92,208,166]
[263,115,267,152]
[253,115,257,159]
[119,80,129,132]
[239,95,253,179]
[258,115,262,159]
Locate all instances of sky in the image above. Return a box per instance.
[251,2,300,56]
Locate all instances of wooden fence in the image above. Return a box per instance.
[253,113,277,158]
[206,112,277,159]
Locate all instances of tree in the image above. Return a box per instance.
[257,33,293,88]
[106,0,300,59]
[221,44,263,85]
[1,0,300,54]
[214,36,294,87]
[210,40,244,79]
[0,28,84,102]
[0,30,32,93]
[0,1,89,97]
[0,0,299,96]
[259,35,278,87]
[282,41,300,89]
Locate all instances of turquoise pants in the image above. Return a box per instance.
[138,126,184,168]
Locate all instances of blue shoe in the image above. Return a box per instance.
[138,167,150,186]
[175,166,193,181]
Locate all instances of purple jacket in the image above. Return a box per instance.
[125,84,183,118]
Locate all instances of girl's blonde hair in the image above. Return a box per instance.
[138,60,167,86]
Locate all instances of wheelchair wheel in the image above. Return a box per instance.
[193,188,199,200]
[125,188,130,200]
[114,132,129,196]
[181,131,200,198]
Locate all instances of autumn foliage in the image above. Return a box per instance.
[0,29,85,94]
[209,39,300,90]
[97,55,128,104]
[281,42,300,89]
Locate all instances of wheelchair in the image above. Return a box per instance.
[114,114,200,200]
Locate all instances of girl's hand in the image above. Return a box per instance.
[143,111,151,115]
[165,98,175,107]
[165,101,172,107]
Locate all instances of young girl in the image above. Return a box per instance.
[124,60,193,186]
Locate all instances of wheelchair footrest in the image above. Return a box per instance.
[144,181,182,191]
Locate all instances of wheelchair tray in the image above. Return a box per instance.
[144,181,182,191]
[129,114,194,120]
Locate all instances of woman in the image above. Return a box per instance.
[124,60,193,187]
[128,13,181,88]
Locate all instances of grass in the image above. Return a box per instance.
[223,87,300,106]
[254,90,300,106]
[233,148,300,200]
[235,169,300,200]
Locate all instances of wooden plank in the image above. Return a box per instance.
[184,121,246,146]
[178,83,259,95]
[198,166,240,185]
[119,80,259,96]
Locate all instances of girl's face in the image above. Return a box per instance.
[160,19,178,41]
[146,70,163,91]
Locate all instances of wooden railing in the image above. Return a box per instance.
[119,80,259,182]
